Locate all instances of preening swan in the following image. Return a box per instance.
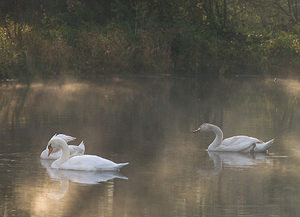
[47,137,129,171]
[193,123,274,152]
[40,134,85,159]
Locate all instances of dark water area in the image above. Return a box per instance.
[0,76,300,217]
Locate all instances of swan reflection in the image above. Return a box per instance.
[198,151,272,176]
[208,151,272,169]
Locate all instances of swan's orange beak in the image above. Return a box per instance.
[48,146,53,156]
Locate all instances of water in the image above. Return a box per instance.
[0,76,299,217]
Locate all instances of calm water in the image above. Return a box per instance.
[0,76,300,217]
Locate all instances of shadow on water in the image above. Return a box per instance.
[0,76,300,216]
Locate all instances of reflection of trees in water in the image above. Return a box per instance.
[0,78,297,150]
[119,149,276,217]
[0,85,30,129]
[1,77,300,217]
[13,173,123,217]
[4,154,126,217]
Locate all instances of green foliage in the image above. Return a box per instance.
[0,0,300,79]
[267,33,300,57]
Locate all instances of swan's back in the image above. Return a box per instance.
[60,155,128,171]
[219,136,262,152]
[222,136,261,146]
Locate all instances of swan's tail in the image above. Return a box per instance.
[115,162,129,170]
[78,141,85,152]
[254,139,274,152]
[111,173,128,180]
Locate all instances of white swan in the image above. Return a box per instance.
[40,134,85,159]
[193,123,274,152]
[40,160,127,200]
[41,159,128,185]
[47,137,129,171]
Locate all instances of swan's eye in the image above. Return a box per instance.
[48,144,52,149]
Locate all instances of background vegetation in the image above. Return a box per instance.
[0,0,300,79]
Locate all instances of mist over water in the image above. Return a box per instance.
[0,76,299,217]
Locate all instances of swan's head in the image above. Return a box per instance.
[47,137,65,156]
[193,123,212,133]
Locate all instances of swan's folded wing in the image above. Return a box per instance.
[51,133,76,143]
[220,136,261,152]
[68,142,85,157]
[60,155,123,171]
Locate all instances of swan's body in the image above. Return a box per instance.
[41,159,128,185]
[48,137,129,171]
[51,155,129,171]
[193,123,273,153]
[40,134,85,159]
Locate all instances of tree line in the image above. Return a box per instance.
[0,0,299,79]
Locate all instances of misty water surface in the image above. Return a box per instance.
[0,76,299,217]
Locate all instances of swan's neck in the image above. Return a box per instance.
[51,141,70,168]
[207,125,223,151]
